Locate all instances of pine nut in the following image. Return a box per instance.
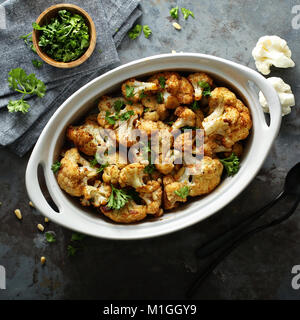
[14,209,22,220]
[29,201,34,208]
[37,224,44,232]
[172,22,181,30]
[40,256,46,265]
[44,217,49,223]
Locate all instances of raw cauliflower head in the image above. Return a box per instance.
[259,77,295,116]
[252,35,295,75]
[57,148,98,197]
[67,118,113,156]
[100,200,147,223]
[188,72,214,100]
[121,78,158,102]
[203,87,252,149]
[175,156,223,197]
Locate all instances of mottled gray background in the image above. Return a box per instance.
[0,0,300,300]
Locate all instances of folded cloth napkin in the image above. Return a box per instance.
[0,0,141,156]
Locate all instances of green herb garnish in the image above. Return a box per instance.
[191,100,200,111]
[67,245,77,256]
[32,9,90,62]
[113,100,125,113]
[105,111,117,125]
[125,85,134,98]
[139,90,146,99]
[71,233,86,242]
[174,186,189,199]
[220,153,240,176]
[90,156,98,167]
[7,68,46,113]
[159,76,166,88]
[119,110,134,121]
[198,81,211,96]
[181,8,195,20]
[170,6,179,19]
[128,24,142,40]
[51,161,61,173]
[20,32,36,53]
[107,185,132,210]
[45,232,56,243]
[143,25,152,38]
[144,164,156,174]
[156,92,163,103]
[32,59,43,68]
[97,162,109,174]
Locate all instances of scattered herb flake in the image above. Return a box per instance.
[71,233,86,242]
[220,153,240,176]
[156,92,163,103]
[143,25,152,39]
[67,245,77,256]
[51,161,61,173]
[198,81,211,96]
[107,185,132,210]
[32,59,43,68]
[125,85,134,98]
[159,76,166,88]
[170,6,179,19]
[45,231,56,243]
[181,8,195,20]
[175,185,189,199]
[128,24,142,40]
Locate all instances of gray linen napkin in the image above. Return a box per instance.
[0,0,141,156]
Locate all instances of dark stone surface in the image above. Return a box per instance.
[0,0,300,300]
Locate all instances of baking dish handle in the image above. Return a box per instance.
[25,150,60,217]
[241,67,282,136]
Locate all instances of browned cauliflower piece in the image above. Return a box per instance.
[203,88,252,149]
[138,180,163,216]
[187,72,214,100]
[82,181,111,207]
[175,156,223,197]
[154,149,181,175]
[175,76,194,105]
[119,163,147,190]
[204,135,231,157]
[100,200,147,223]
[102,165,120,185]
[163,176,188,210]
[102,152,128,184]
[121,78,158,102]
[67,118,113,156]
[141,95,169,121]
[172,106,196,130]
[57,148,98,197]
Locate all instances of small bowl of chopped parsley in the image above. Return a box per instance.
[32,4,96,68]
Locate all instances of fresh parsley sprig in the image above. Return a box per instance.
[7,68,46,113]
[175,186,189,199]
[129,24,152,40]
[51,161,61,173]
[107,185,132,210]
[220,153,240,176]
[170,6,179,19]
[199,81,211,97]
[181,8,195,20]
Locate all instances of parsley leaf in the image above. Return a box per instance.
[32,10,90,62]
[125,85,134,98]
[156,92,163,103]
[170,6,179,19]
[181,8,195,20]
[174,186,189,199]
[159,76,166,88]
[20,32,37,53]
[51,161,61,173]
[71,233,86,242]
[139,90,146,99]
[113,100,125,113]
[128,24,142,40]
[107,185,132,210]
[32,59,43,68]
[198,81,211,96]
[144,164,156,174]
[90,156,98,167]
[105,111,117,125]
[191,101,200,111]
[67,245,77,257]
[143,25,152,38]
[97,162,109,174]
[7,99,30,114]
[119,110,134,121]
[45,231,56,243]
[219,153,240,176]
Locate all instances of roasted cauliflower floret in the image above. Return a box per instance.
[188,72,214,100]
[204,135,231,157]
[121,78,158,102]
[141,95,169,121]
[172,106,196,130]
[155,149,181,175]
[119,163,147,190]
[163,177,188,210]
[100,200,147,223]
[57,148,98,197]
[203,87,252,148]
[175,156,223,197]
[82,181,111,207]
[138,181,163,216]
[67,119,113,156]
[102,165,120,185]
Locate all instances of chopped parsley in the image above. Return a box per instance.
[113,100,125,113]
[159,76,166,88]
[51,161,61,173]
[181,8,195,20]
[156,92,163,103]
[107,185,132,210]
[128,24,142,40]
[144,164,156,174]
[96,162,109,174]
[139,90,146,99]
[175,186,189,199]
[198,81,211,96]
[105,111,117,125]
[90,155,98,167]
[32,59,43,68]
[71,232,86,242]
[119,110,134,121]
[45,231,56,243]
[220,153,240,176]
[125,85,134,98]
[143,25,152,38]
[191,100,200,111]
[67,245,77,256]
[170,6,179,19]
[32,10,90,62]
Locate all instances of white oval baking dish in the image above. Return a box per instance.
[25,53,282,240]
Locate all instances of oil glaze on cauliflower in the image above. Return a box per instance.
[259,77,295,116]
[252,35,295,75]
[55,70,252,224]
